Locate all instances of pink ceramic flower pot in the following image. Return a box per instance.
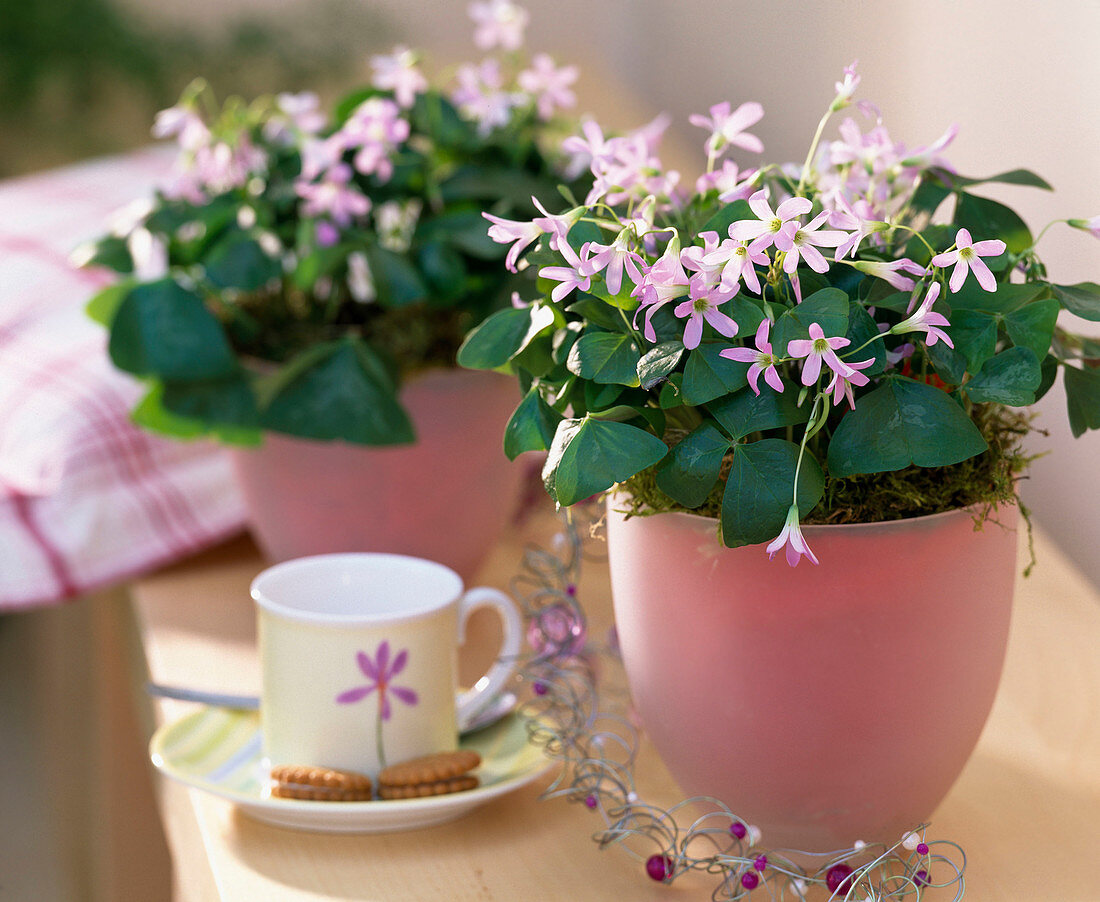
[606,497,1018,853]
[229,368,524,581]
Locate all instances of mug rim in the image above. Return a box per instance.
[251,552,464,625]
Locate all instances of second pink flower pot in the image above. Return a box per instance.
[229,368,524,582]
[606,497,1018,853]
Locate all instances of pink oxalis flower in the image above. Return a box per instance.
[892,281,954,347]
[296,163,371,227]
[766,504,819,567]
[483,197,579,271]
[540,239,591,302]
[1068,215,1100,239]
[632,246,691,342]
[774,211,850,275]
[787,322,871,386]
[581,232,644,295]
[825,356,874,409]
[371,46,428,109]
[851,257,926,291]
[730,190,813,253]
[720,319,785,395]
[468,0,529,51]
[931,228,1006,292]
[518,53,578,121]
[673,286,739,350]
[689,101,765,156]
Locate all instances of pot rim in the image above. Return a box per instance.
[606,491,1019,536]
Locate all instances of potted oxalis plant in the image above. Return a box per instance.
[80,0,587,575]
[459,63,1100,851]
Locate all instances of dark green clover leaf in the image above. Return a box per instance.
[132,380,262,446]
[963,347,1042,406]
[566,332,642,385]
[843,304,888,377]
[1053,282,1100,322]
[771,287,850,356]
[1003,299,1060,362]
[721,439,824,547]
[946,279,1048,314]
[654,421,731,508]
[637,341,685,389]
[109,278,237,381]
[457,303,557,370]
[86,280,134,327]
[503,386,563,459]
[681,342,750,405]
[363,245,428,307]
[542,417,668,506]
[827,377,988,476]
[946,309,998,374]
[927,340,968,386]
[160,372,260,431]
[1065,363,1100,437]
[203,231,282,292]
[955,192,1032,259]
[707,386,809,440]
[260,339,414,445]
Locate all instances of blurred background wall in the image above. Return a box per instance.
[2,0,1097,583]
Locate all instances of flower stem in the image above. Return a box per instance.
[376,700,386,770]
[796,109,833,196]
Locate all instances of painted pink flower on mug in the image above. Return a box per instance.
[336,640,418,767]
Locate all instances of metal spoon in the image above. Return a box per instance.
[145,682,518,736]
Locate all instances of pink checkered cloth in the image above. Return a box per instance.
[0,149,246,611]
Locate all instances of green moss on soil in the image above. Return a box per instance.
[618,405,1036,530]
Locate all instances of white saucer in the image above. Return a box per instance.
[150,706,553,833]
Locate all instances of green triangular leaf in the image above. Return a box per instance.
[771,287,850,357]
[260,340,414,444]
[457,303,556,370]
[108,278,237,381]
[203,231,282,292]
[681,342,750,405]
[1003,298,1059,361]
[926,341,968,386]
[843,304,888,377]
[654,421,730,508]
[945,279,1048,314]
[542,417,667,506]
[1064,363,1100,437]
[503,386,563,459]
[707,386,809,440]
[637,341,685,389]
[566,331,642,385]
[963,347,1042,406]
[86,280,134,327]
[827,377,988,476]
[946,168,1054,191]
[700,199,753,236]
[954,192,1032,259]
[363,244,428,307]
[160,372,261,431]
[1053,282,1100,322]
[721,439,824,547]
[946,309,998,374]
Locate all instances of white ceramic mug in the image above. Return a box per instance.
[252,552,522,779]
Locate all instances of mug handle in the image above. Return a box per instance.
[455,587,523,728]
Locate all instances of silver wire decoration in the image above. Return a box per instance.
[512,504,966,901]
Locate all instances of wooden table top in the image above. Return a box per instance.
[129,500,1100,901]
